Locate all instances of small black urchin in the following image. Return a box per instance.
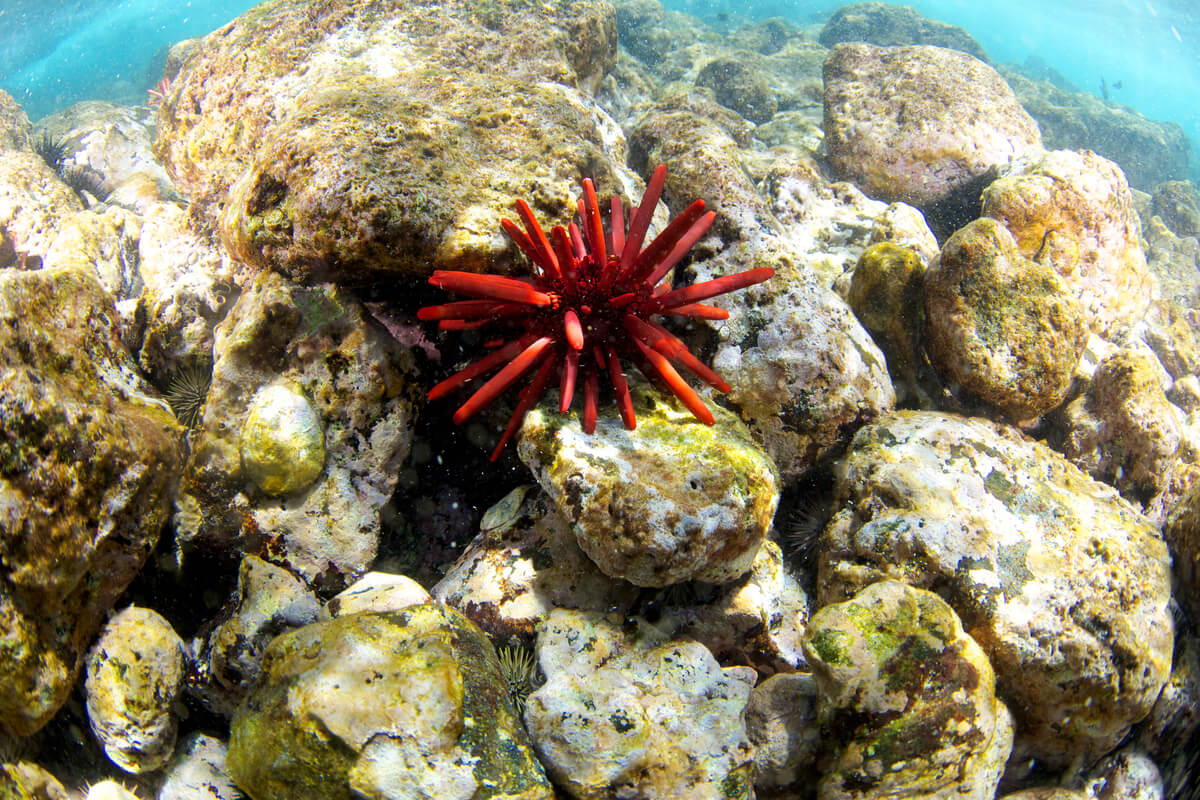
[33,131,68,172]
[166,364,212,429]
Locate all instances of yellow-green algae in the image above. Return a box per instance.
[227,604,552,800]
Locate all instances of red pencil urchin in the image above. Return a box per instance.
[418,165,774,461]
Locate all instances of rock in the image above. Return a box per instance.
[1138,628,1200,800]
[823,43,1041,221]
[33,101,176,203]
[1166,484,1200,619]
[226,604,553,800]
[693,237,897,481]
[1151,180,1200,237]
[999,67,1190,192]
[1000,791,1088,800]
[732,17,804,56]
[84,781,139,800]
[518,380,779,587]
[0,149,84,268]
[980,149,1153,335]
[0,89,32,151]
[155,0,621,284]
[744,672,821,794]
[175,270,422,588]
[0,265,182,736]
[85,606,187,773]
[129,201,238,381]
[433,486,639,645]
[1143,215,1200,305]
[330,572,432,617]
[158,733,244,800]
[818,2,989,62]
[525,608,756,799]
[1059,349,1196,513]
[613,0,711,68]
[924,217,1088,420]
[41,206,143,306]
[804,580,1012,800]
[1082,748,1163,800]
[695,54,778,124]
[196,555,325,715]
[819,411,1173,766]
[653,540,809,673]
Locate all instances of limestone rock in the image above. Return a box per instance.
[924,217,1087,420]
[525,608,755,800]
[85,606,187,773]
[804,580,1012,800]
[823,43,1041,211]
[981,149,1153,334]
[518,381,779,587]
[744,672,821,794]
[0,265,182,736]
[819,411,1173,765]
[0,149,84,268]
[226,604,553,800]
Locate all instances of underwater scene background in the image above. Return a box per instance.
[1,0,1200,799]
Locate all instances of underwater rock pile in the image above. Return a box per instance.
[1,0,1200,798]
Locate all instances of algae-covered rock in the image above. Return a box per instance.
[924,217,1087,420]
[0,149,84,268]
[518,381,779,587]
[155,0,621,284]
[0,89,32,151]
[0,265,182,736]
[524,608,756,800]
[176,269,421,586]
[84,606,187,773]
[227,604,553,800]
[847,242,929,403]
[158,733,242,800]
[695,54,778,124]
[744,672,821,794]
[804,580,1012,800]
[818,3,989,61]
[819,411,1173,766]
[0,762,68,800]
[981,149,1152,334]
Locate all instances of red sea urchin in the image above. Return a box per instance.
[418,166,774,460]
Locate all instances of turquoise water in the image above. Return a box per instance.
[1,0,1198,178]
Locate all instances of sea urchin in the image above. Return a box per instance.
[418,165,774,460]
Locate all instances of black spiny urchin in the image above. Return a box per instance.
[165,363,212,429]
[33,131,68,172]
[61,165,112,205]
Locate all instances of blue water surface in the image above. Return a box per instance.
[2,0,1197,177]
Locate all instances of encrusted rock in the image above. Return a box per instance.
[1151,180,1200,237]
[0,762,69,800]
[85,606,187,773]
[1166,483,1200,620]
[197,555,325,715]
[1143,215,1200,304]
[924,217,1088,419]
[176,269,422,587]
[981,149,1153,334]
[158,733,244,800]
[804,580,1012,800]
[0,266,181,736]
[239,383,326,495]
[0,89,32,151]
[823,43,1041,213]
[525,608,756,800]
[518,381,779,587]
[1081,748,1163,800]
[819,411,1173,766]
[156,0,621,284]
[1060,349,1196,514]
[226,604,553,800]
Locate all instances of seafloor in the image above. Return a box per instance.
[0,1,1198,799]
